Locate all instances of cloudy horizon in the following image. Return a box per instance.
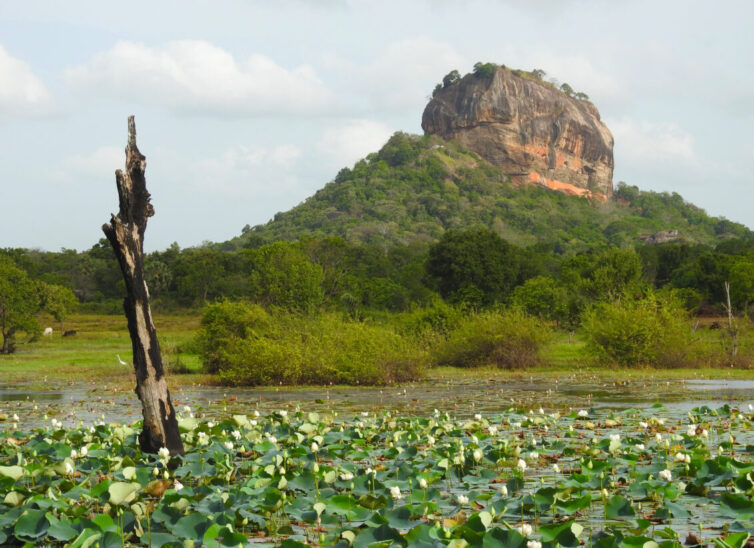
[1,0,752,252]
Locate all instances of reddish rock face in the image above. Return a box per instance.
[422,67,614,199]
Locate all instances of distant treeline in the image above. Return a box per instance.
[4,229,754,319]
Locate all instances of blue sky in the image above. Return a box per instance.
[1,0,752,251]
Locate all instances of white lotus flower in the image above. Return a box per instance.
[340,472,354,481]
[500,485,508,496]
[517,459,527,472]
[231,430,241,440]
[552,464,560,473]
[528,451,538,461]
[311,441,319,452]
[457,494,469,504]
[527,541,542,548]
[153,467,159,476]
[659,469,672,481]
[64,461,74,475]
[655,433,663,442]
[687,425,697,436]
[174,480,184,491]
[207,421,215,428]
[639,421,648,429]
[675,452,687,462]
[473,449,483,462]
[158,447,170,460]
[224,441,233,450]
[80,446,88,457]
[577,410,588,417]
[279,410,287,417]
[474,413,482,420]
[427,435,435,446]
[635,444,645,451]
[517,523,533,536]
[419,478,428,489]
[610,434,620,442]
[488,426,498,436]
[390,486,401,499]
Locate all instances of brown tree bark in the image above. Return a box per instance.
[103,116,184,456]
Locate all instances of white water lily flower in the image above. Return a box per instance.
[659,469,672,481]
[231,430,241,440]
[500,485,508,496]
[390,486,401,499]
[527,541,542,548]
[577,410,588,417]
[174,480,184,491]
[457,494,469,504]
[517,523,533,536]
[517,458,527,472]
[224,441,233,451]
[419,478,428,489]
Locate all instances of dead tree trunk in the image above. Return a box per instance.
[103,116,184,456]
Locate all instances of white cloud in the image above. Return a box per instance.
[62,146,123,177]
[65,40,332,115]
[319,119,393,169]
[609,117,696,164]
[193,144,303,197]
[358,37,466,110]
[0,45,54,119]
[518,52,621,99]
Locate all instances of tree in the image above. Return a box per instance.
[442,69,461,88]
[248,241,324,312]
[37,281,77,326]
[425,228,521,307]
[102,116,184,456]
[531,69,546,80]
[0,256,40,354]
[472,62,497,79]
[559,82,574,96]
[574,91,590,101]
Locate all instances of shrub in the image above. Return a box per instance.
[195,301,425,385]
[582,294,702,367]
[432,310,550,369]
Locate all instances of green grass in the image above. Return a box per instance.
[0,313,207,388]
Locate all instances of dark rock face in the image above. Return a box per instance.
[422,67,614,199]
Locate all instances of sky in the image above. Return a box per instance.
[1,0,752,252]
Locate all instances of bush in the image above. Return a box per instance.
[432,310,550,369]
[582,294,702,367]
[195,301,425,385]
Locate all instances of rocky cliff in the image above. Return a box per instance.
[422,67,614,199]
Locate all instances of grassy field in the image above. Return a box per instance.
[1,313,752,392]
[0,313,208,388]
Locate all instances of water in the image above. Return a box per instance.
[2,373,753,429]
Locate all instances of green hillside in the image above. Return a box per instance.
[232,132,750,252]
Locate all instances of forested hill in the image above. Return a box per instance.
[229,132,750,253]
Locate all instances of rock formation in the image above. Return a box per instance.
[422,67,614,199]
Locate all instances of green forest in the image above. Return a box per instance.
[2,133,754,382]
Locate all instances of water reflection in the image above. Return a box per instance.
[2,373,753,430]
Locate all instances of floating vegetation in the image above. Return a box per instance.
[1,403,753,546]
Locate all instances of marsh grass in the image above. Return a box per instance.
[0,313,205,387]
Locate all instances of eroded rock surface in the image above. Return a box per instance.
[422,67,614,199]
